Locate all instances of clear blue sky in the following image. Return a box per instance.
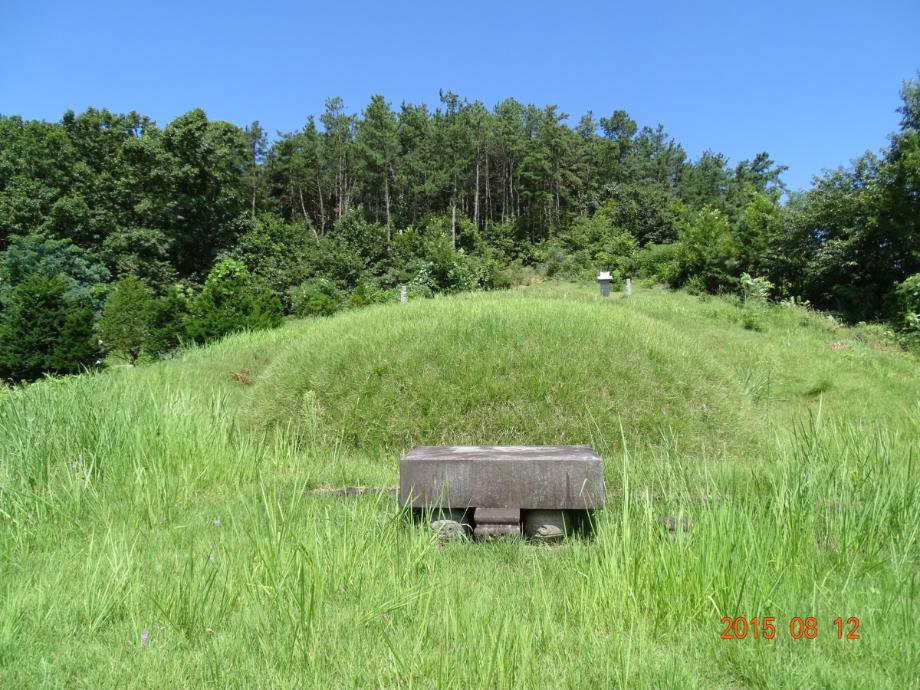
[1,0,917,191]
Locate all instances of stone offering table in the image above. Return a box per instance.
[399,445,605,540]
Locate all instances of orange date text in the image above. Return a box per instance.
[720,616,860,640]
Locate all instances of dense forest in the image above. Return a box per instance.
[0,78,918,381]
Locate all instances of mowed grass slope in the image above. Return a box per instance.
[1,284,918,688]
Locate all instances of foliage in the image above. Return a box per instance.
[634,242,679,283]
[347,281,391,308]
[97,275,156,363]
[0,273,97,382]
[186,259,282,343]
[671,206,738,292]
[0,233,110,310]
[144,285,190,357]
[739,272,774,304]
[229,213,314,303]
[539,206,638,281]
[892,273,920,346]
[101,227,176,291]
[416,235,483,293]
[1,76,919,379]
[780,76,920,321]
[328,209,390,274]
[289,278,343,317]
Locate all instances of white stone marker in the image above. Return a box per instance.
[598,271,612,298]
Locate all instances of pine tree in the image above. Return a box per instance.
[0,273,97,382]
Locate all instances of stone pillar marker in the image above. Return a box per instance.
[598,271,612,298]
[399,285,408,303]
[625,277,632,297]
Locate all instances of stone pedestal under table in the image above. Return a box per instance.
[399,445,605,541]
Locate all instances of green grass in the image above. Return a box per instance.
[1,283,918,688]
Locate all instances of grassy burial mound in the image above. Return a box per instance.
[246,290,761,460]
[1,284,918,687]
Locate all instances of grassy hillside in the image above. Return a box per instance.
[1,284,918,688]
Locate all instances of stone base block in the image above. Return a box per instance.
[474,523,521,540]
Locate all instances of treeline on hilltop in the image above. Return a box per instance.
[0,80,918,382]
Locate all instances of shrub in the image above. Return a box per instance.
[289,278,343,317]
[251,292,284,329]
[547,211,639,280]
[186,259,283,343]
[740,273,774,304]
[330,210,390,273]
[893,274,920,323]
[634,242,679,283]
[481,258,526,290]
[419,236,483,293]
[348,282,391,308]
[672,207,739,293]
[229,214,313,301]
[538,244,591,281]
[885,274,920,347]
[98,275,156,363]
[0,273,97,382]
[144,286,190,357]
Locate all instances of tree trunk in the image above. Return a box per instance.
[508,159,513,222]
[502,160,508,223]
[384,171,392,244]
[451,178,457,247]
[337,155,345,220]
[473,145,480,228]
[298,186,318,238]
[555,182,561,233]
[316,176,325,235]
[484,153,491,229]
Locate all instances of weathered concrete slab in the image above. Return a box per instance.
[399,445,604,510]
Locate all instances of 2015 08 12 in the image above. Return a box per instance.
[720,616,861,640]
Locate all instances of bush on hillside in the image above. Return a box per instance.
[289,278,343,317]
[348,281,391,308]
[228,214,314,302]
[416,235,483,293]
[101,227,177,292]
[329,210,390,274]
[480,256,526,290]
[893,273,920,346]
[538,244,591,281]
[634,242,679,283]
[144,285,190,357]
[98,275,156,363]
[740,273,774,304]
[541,209,639,281]
[0,273,97,382]
[186,259,283,343]
[251,291,284,328]
[672,206,739,293]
